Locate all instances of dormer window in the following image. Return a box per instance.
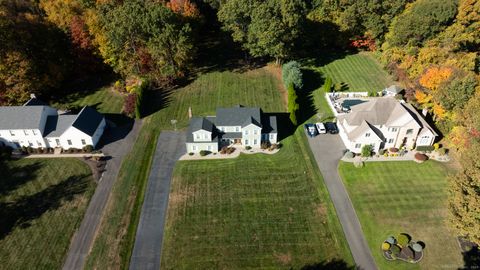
[235,127,240,132]
[245,130,249,135]
[254,130,258,135]
[204,134,208,139]
[406,129,413,135]
[24,130,29,136]
[32,130,37,135]
[196,134,200,140]
[9,130,14,136]
[365,133,371,137]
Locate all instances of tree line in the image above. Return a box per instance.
[0,0,479,245]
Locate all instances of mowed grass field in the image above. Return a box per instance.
[162,129,353,269]
[316,53,393,92]
[339,161,463,270]
[86,68,350,269]
[0,158,95,270]
[53,86,124,114]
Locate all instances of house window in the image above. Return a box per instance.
[355,143,361,149]
[81,139,86,145]
[192,145,197,151]
[28,141,33,147]
[67,140,72,145]
[406,129,413,135]
[254,130,258,135]
[388,138,394,144]
[254,139,257,145]
[245,130,249,135]
[245,139,249,145]
[207,145,212,151]
[55,139,60,146]
[365,133,371,137]
[24,130,29,136]
[389,127,398,132]
[196,134,200,140]
[235,127,240,132]
[37,141,42,146]
[270,134,274,139]
[32,130,37,135]
[9,130,15,136]
[204,134,208,139]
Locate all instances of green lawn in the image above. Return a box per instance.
[85,68,353,269]
[0,158,95,270]
[53,86,124,114]
[315,53,393,92]
[338,161,463,270]
[162,129,353,269]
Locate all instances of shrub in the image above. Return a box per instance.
[42,147,48,154]
[389,147,399,153]
[344,151,354,159]
[416,145,434,152]
[361,144,373,157]
[391,245,401,257]
[414,153,428,162]
[368,91,378,97]
[220,147,228,154]
[433,143,440,150]
[282,61,303,90]
[188,152,194,156]
[287,84,299,126]
[324,77,332,92]
[261,142,271,150]
[354,161,364,168]
[438,148,448,155]
[123,93,137,118]
[199,150,210,156]
[397,234,410,247]
[245,146,252,150]
[378,149,386,155]
[382,242,391,251]
[83,145,94,153]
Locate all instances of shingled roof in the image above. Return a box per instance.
[216,105,262,128]
[71,106,104,136]
[43,114,77,137]
[0,106,47,130]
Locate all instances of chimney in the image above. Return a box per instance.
[188,106,192,119]
[422,108,428,117]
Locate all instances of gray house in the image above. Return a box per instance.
[186,105,278,153]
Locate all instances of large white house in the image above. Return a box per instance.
[337,97,437,153]
[0,97,106,150]
[186,105,278,153]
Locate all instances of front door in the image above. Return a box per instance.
[55,139,60,146]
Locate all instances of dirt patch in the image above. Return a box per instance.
[263,64,288,110]
[314,203,328,218]
[168,182,195,210]
[274,251,292,265]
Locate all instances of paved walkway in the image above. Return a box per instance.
[62,120,142,270]
[129,131,186,270]
[307,133,378,270]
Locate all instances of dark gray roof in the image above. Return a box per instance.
[222,132,242,139]
[24,98,48,106]
[186,117,217,143]
[385,85,403,94]
[0,106,48,130]
[216,106,262,128]
[261,115,277,134]
[189,117,214,132]
[71,106,104,136]
[43,114,77,137]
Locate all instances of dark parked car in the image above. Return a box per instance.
[325,122,339,134]
[304,123,318,137]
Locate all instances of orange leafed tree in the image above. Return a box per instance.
[415,89,432,105]
[419,66,453,93]
[166,0,200,18]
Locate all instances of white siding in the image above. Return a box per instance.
[186,142,218,153]
[242,124,261,147]
[192,130,212,142]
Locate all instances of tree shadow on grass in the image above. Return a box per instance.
[459,239,480,270]
[0,160,41,197]
[297,69,325,124]
[142,88,174,118]
[299,259,356,270]
[0,174,91,240]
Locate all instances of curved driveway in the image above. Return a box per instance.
[307,133,377,270]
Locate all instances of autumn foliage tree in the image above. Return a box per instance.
[166,0,200,18]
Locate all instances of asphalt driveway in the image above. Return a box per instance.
[63,120,142,270]
[129,131,186,270]
[307,133,378,270]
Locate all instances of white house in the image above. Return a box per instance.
[186,105,278,153]
[337,97,437,153]
[0,97,106,150]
